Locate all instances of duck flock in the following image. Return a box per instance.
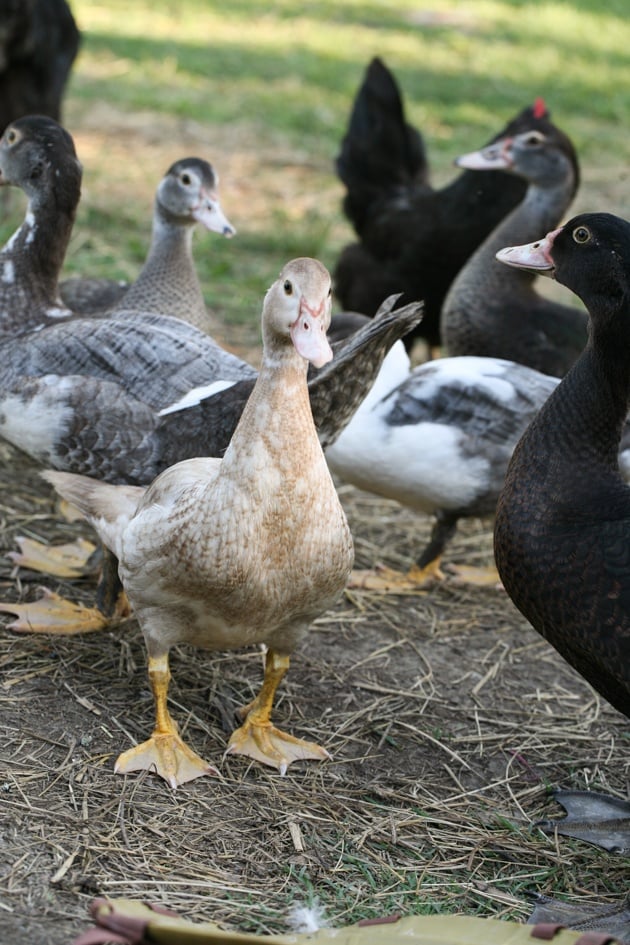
[0,53,629,822]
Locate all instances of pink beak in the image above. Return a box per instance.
[455,137,514,171]
[496,226,561,275]
[290,299,333,368]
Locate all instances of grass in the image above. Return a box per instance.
[2,0,629,336]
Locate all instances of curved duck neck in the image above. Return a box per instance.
[222,342,316,474]
[469,174,576,294]
[120,213,206,320]
[529,311,630,477]
[1,193,75,309]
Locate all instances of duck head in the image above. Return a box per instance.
[264,257,333,368]
[157,156,236,237]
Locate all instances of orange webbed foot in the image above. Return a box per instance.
[115,732,219,789]
[226,717,331,775]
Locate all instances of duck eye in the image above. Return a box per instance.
[283,279,293,295]
[572,225,591,244]
[523,131,544,146]
[180,173,191,185]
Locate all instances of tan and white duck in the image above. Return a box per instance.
[42,258,354,787]
[0,295,421,633]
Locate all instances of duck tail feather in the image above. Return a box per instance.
[41,470,145,556]
[336,57,429,232]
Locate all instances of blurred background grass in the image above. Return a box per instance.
[5,0,630,340]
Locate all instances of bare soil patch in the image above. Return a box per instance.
[1,445,628,945]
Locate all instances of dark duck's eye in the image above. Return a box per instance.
[572,225,591,244]
[523,131,544,147]
[283,279,293,295]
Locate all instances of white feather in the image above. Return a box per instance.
[158,379,240,415]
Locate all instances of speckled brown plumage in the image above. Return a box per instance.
[494,212,630,718]
[43,258,354,785]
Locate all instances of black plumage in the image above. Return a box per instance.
[494,212,630,717]
[0,0,79,132]
[333,57,552,350]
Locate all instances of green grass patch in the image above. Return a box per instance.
[6,0,630,333]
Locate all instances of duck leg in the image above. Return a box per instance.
[348,515,457,591]
[349,514,500,591]
[0,547,129,633]
[115,653,218,789]
[226,649,331,774]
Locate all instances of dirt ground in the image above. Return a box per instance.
[1,107,630,945]
[1,444,629,945]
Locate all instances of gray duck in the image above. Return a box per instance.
[0,115,235,337]
[60,156,235,333]
[441,114,586,377]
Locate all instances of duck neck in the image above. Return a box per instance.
[538,316,630,473]
[472,174,576,293]
[0,192,75,312]
[222,345,319,476]
[588,316,630,460]
[121,209,207,326]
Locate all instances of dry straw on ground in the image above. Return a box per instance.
[1,102,629,945]
[1,446,628,945]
